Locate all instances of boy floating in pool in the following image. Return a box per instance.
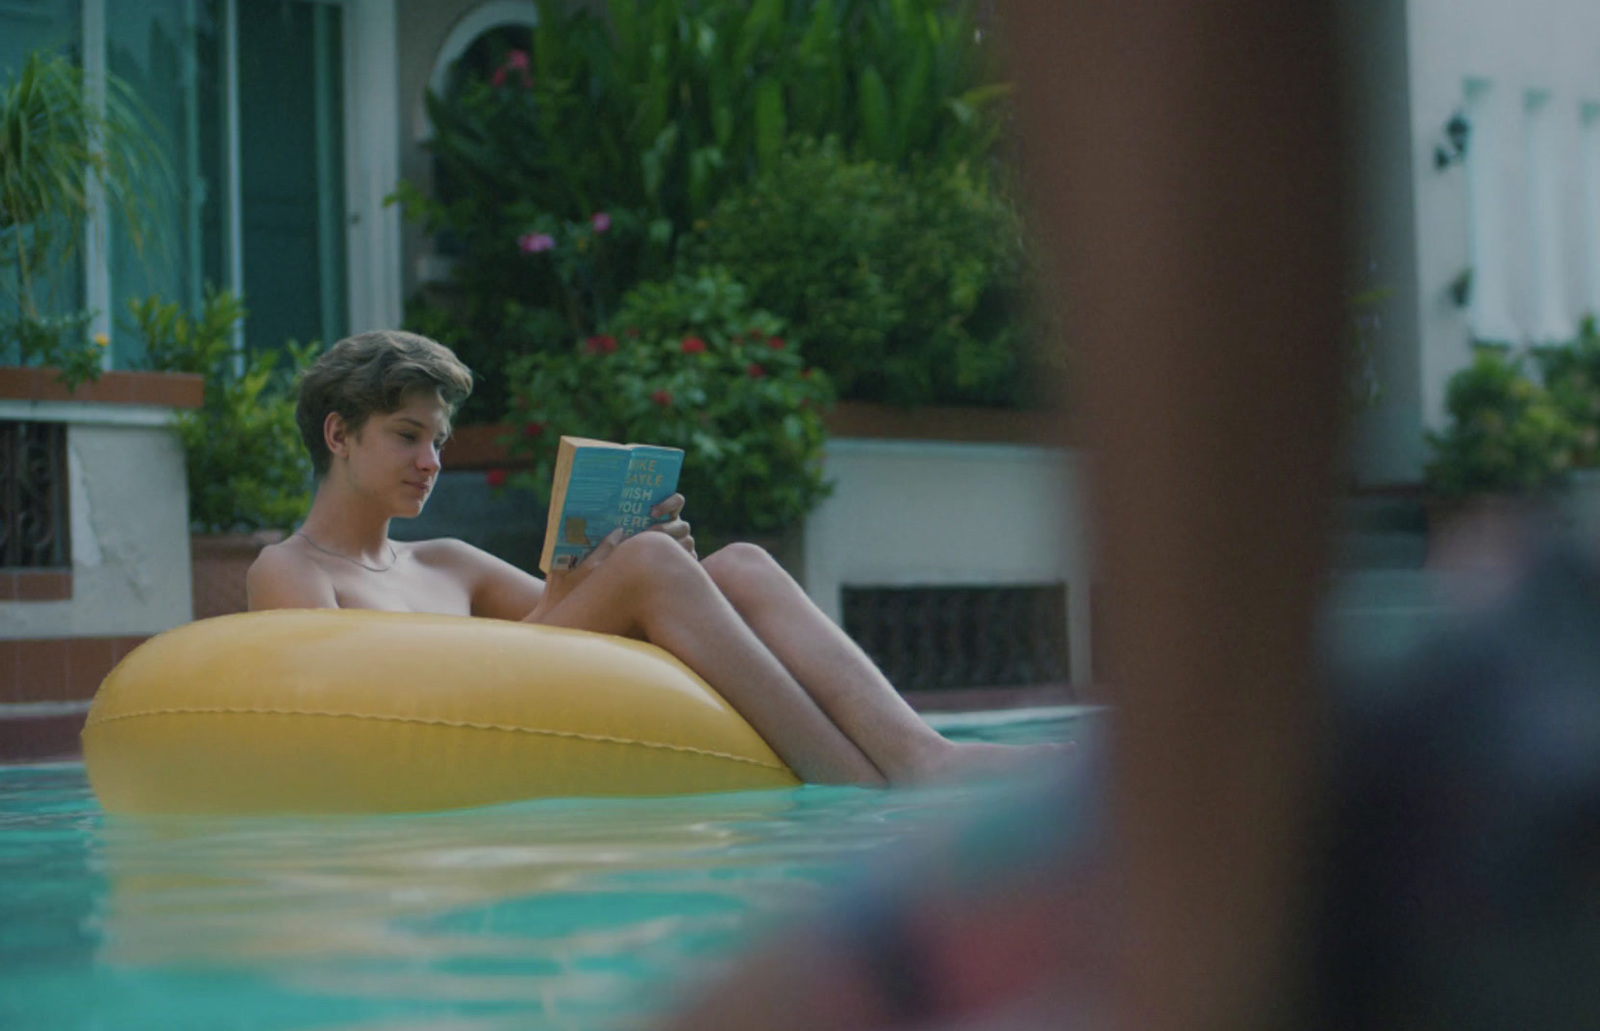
[247,330,1058,787]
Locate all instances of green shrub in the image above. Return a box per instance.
[1425,346,1577,501]
[131,290,319,533]
[503,269,832,539]
[1532,317,1600,467]
[695,142,1031,406]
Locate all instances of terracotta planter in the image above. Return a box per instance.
[190,530,285,620]
[0,366,203,407]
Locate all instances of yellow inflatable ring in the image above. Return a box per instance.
[83,609,799,814]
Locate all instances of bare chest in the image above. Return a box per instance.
[325,560,473,615]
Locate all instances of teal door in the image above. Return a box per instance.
[236,0,346,354]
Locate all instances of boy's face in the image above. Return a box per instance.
[340,391,450,516]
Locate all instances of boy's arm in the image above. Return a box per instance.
[246,545,339,610]
[423,539,548,620]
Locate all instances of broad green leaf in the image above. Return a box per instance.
[857,65,890,162]
[754,79,785,170]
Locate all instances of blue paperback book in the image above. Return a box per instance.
[539,436,685,573]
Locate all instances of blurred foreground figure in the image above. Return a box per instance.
[659,0,1347,1028]
[1316,518,1600,1031]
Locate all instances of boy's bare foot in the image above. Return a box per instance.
[901,740,1074,787]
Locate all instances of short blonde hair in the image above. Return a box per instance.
[296,330,474,475]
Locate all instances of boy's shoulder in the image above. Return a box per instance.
[249,535,317,575]
[246,535,338,609]
[404,536,484,565]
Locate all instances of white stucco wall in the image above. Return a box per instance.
[801,440,1093,686]
[0,417,192,639]
[1353,0,1600,485]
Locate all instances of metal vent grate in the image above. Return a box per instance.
[842,584,1070,693]
[1,420,70,569]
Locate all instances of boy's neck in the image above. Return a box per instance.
[298,482,395,557]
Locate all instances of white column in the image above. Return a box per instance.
[81,0,112,363]
[1465,78,1518,343]
[1582,103,1600,318]
[1524,90,1569,343]
[344,0,403,334]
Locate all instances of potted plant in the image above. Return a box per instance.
[0,50,164,385]
[500,267,833,563]
[129,290,319,617]
[1529,317,1600,532]
[1424,344,1577,560]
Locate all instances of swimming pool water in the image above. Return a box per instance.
[0,708,1087,1031]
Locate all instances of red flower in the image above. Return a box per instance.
[507,49,531,70]
[491,67,508,88]
[680,336,707,354]
[801,368,814,379]
[486,468,508,488]
[651,388,673,407]
[747,328,763,339]
[747,362,766,379]
[522,421,545,439]
[767,336,786,350]
[625,326,640,338]
[585,335,618,354]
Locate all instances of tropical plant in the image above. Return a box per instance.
[501,269,832,539]
[1425,346,1577,502]
[695,142,1032,406]
[0,50,167,385]
[130,289,319,533]
[393,0,1011,417]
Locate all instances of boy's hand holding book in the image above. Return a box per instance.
[538,436,691,575]
[648,492,696,557]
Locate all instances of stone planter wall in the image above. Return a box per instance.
[1,369,202,735]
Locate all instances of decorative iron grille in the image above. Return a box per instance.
[842,584,1070,693]
[1,421,71,568]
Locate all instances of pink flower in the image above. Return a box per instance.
[507,49,531,70]
[767,336,786,350]
[747,362,766,379]
[522,421,545,439]
[680,336,707,354]
[591,212,612,234]
[486,468,508,488]
[585,335,618,354]
[651,388,673,407]
[518,232,555,254]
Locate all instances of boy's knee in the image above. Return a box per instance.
[703,542,778,597]
[613,530,699,579]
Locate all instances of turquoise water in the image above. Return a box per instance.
[0,709,1085,1031]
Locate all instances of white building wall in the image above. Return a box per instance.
[1351,0,1600,484]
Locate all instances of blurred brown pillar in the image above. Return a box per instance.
[1001,4,1346,1030]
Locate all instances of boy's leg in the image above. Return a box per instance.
[701,544,1059,783]
[532,532,885,786]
